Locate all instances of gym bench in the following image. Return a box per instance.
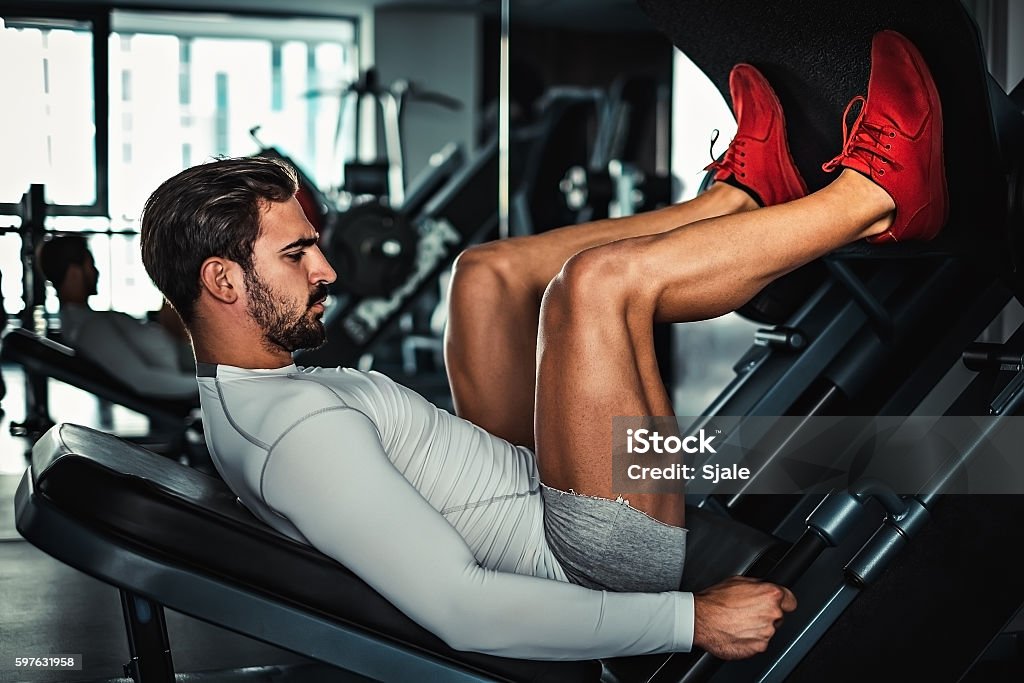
[14,423,784,683]
[0,328,203,460]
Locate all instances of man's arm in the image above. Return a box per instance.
[261,407,692,661]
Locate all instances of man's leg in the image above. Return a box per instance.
[445,183,756,447]
[534,170,896,527]
[446,62,808,448]
[535,29,946,526]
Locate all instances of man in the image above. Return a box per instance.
[37,235,197,400]
[140,32,941,661]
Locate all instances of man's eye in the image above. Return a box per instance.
[286,251,305,262]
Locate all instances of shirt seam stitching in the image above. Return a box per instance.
[215,378,270,450]
[440,487,540,516]
[260,405,383,509]
[285,374,384,440]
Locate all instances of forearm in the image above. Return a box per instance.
[426,568,694,659]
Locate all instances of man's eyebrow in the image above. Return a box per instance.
[278,235,319,252]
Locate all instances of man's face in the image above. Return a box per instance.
[245,197,337,354]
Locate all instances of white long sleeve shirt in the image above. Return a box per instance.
[197,361,694,660]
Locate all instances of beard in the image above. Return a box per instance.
[244,270,329,353]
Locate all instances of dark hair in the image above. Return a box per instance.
[38,235,91,289]
[140,156,298,324]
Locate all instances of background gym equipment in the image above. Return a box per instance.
[304,66,463,207]
[3,185,52,439]
[251,78,467,301]
[325,142,465,300]
[622,0,1024,680]
[559,73,674,222]
[326,201,419,298]
[296,86,632,372]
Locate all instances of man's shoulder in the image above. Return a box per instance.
[296,365,402,394]
[203,377,345,456]
[210,368,351,427]
[290,365,391,395]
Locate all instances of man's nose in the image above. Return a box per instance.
[311,248,337,285]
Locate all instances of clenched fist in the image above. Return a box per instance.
[692,576,797,660]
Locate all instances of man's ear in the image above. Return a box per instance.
[198,257,241,305]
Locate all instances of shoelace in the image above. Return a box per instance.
[704,128,751,178]
[822,96,903,176]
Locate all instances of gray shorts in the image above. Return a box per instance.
[540,484,687,593]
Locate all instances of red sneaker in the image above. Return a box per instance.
[822,30,948,243]
[706,64,808,207]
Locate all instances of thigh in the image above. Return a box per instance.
[533,239,686,527]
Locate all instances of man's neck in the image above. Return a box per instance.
[191,327,294,370]
[58,290,89,306]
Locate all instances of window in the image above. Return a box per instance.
[0,17,97,208]
[0,10,359,317]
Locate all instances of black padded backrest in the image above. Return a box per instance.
[636,0,1009,263]
[1,328,196,426]
[28,424,600,683]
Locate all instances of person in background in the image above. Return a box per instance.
[37,235,197,401]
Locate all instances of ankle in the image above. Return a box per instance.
[704,181,759,214]
[835,169,896,238]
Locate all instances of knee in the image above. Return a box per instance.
[543,242,651,315]
[449,242,520,305]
